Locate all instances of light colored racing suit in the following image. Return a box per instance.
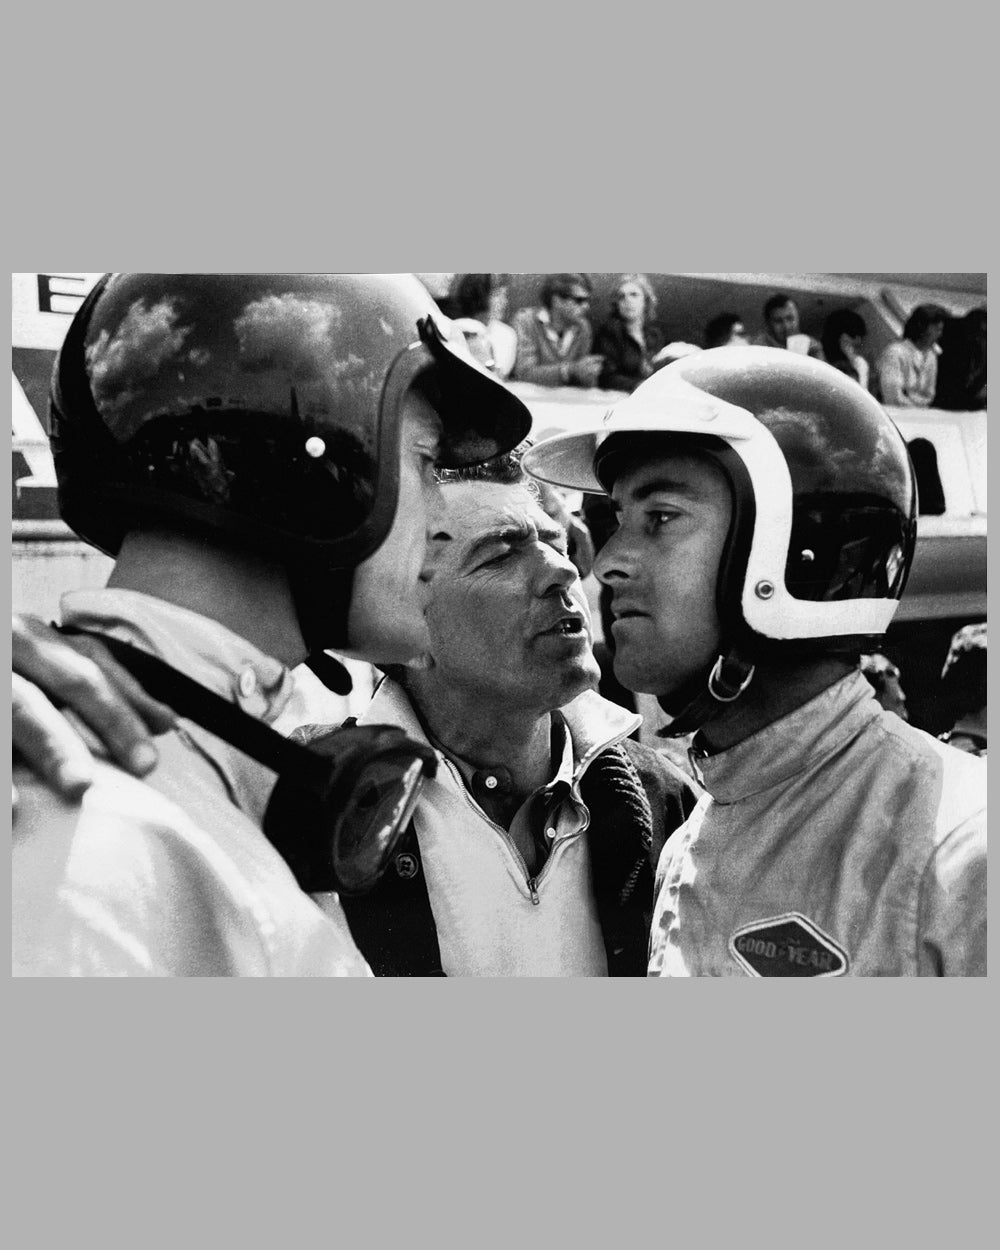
[12,590,371,977]
[649,672,986,977]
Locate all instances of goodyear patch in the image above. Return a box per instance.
[729,913,848,978]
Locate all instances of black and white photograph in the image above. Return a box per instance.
[11,271,987,977]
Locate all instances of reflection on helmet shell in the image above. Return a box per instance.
[51,273,531,570]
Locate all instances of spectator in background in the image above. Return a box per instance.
[450,273,518,379]
[593,273,666,392]
[822,309,871,391]
[861,653,909,721]
[512,273,604,388]
[754,293,825,359]
[704,312,750,349]
[934,307,987,410]
[875,303,948,407]
[938,623,987,756]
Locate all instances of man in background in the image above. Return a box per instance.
[512,273,605,388]
[754,292,825,359]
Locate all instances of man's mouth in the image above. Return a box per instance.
[538,615,587,638]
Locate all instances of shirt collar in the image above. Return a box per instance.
[690,671,882,803]
[427,713,573,805]
[360,679,641,793]
[61,589,300,823]
[61,589,297,724]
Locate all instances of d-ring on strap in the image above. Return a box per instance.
[707,654,756,703]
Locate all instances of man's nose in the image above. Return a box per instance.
[594,530,632,586]
[537,544,580,596]
[425,479,447,528]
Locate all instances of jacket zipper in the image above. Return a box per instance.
[442,758,549,905]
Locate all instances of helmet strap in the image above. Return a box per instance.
[289,563,356,671]
[655,647,756,739]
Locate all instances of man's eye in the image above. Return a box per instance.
[647,510,676,530]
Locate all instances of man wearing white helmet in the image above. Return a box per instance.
[524,347,986,976]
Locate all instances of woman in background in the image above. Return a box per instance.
[593,273,665,392]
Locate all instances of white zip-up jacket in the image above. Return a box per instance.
[649,672,986,977]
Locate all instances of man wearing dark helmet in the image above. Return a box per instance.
[524,347,986,977]
[12,273,531,976]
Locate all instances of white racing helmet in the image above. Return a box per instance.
[523,348,917,731]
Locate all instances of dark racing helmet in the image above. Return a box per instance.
[523,347,917,733]
[51,273,531,653]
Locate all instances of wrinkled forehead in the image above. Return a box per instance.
[441,480,547,541]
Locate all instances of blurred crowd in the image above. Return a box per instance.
[437,272,987,410]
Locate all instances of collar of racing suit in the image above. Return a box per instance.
[688,670,882,802]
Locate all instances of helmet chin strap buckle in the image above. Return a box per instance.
[707,654,756,703]
[655,650,757,739]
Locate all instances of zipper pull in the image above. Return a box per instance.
[529,879,540,906]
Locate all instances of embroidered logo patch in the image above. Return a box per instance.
[729,913,848,978]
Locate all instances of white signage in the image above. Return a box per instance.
[12,273,104,350]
